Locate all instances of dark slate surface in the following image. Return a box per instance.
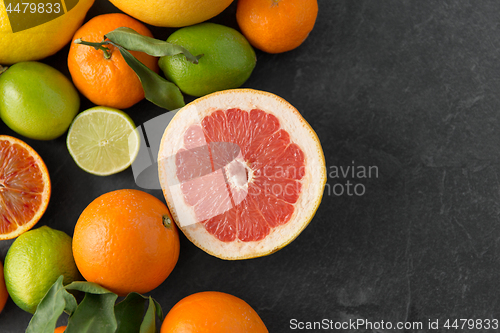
[3,0,500,332]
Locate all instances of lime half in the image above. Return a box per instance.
[67,106,140,176]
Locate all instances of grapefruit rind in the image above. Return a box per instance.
[158,89,326,260]
[0,135,51,240]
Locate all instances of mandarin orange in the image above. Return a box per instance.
[68,13,159,109]
[72,189,179,296]
[54,326,66,333]
[236,0,318,53]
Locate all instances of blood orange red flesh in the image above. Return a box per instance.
[0,135,51,239]
[158,89,326,259]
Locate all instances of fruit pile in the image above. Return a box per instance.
[0,0,325,331]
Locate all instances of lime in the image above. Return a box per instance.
[66,106,140,176]
[4,226,81,314]
[0,62,80,140]
[158,23,256,97]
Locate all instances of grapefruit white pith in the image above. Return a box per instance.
[158,89,326,259]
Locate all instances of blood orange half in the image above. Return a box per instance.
[158,89,326,259]
[0,135,51,239]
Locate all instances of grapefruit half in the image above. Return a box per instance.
[0,135,51,239]
[158,89,326,259]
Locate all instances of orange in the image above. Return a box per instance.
[54,326,66,333]
[158,89,326,260]
[0,135,51,239]
[160,291,268,332]
[72,189,180,296]
[68,13,159,109]
[236,0,318,53]
[0,261,8,313]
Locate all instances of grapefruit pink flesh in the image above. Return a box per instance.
[176,108,305,242]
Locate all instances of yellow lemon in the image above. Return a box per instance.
[108,0,234,27]
[0,0,94,64]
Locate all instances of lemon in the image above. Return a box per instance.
[159,23,256,97]
[0,61,80,140]
[4,226,81,314]
[108,0,233,27]
[0,0,94,64]
[66,106,140,176]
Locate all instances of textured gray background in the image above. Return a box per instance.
[2,0,500,332]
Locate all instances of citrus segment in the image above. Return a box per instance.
[0,135,51,239]
[66,107,140,176]
[158,89,326,259]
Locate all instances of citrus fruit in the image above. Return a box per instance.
[73,189,180,296]
[108,0,234,27]
[158,89,326,260]
[0,0,94,64]
[158,23,256,97]
[68,13,159,109]
[0,135,51,239]
[0,261,8,313]
[54,326,67,333]
[236,0,318,53]
[0,62,80,140]
[161,291,268,332]
[66,106,140,176]
[4,226,81,314]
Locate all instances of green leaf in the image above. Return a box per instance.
[139,297,156,333]
[63,290,78,317]
[115,293,148,333]
[105,27,203,64]
[26,276,68,333]
[65,293,118,333]
[116,45,185,110]
[153,298,164,322]
[65,281,113,294]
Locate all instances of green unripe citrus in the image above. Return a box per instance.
[4,226,81,313]
[0,62,80,140]
[159,23,256,97]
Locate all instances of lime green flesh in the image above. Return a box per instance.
[4,226,81,314]
[159,22,256,97]
[66,106,140,176]
[0,61,80,141]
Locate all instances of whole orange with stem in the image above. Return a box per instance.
[72,189,180,296]
[236,0,318,54]
[161,291,268,332]
[68,13,159,109]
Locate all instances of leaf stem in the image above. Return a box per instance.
[74,38,113,59]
